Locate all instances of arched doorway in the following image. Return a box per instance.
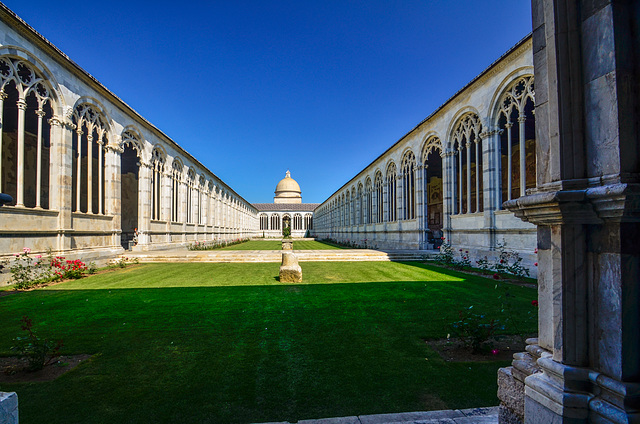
[282,214,291,236]
[120,132,140,249]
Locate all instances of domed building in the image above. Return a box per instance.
[274,170,302,204]
[253,171,318,238]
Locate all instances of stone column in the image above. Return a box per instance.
[15,98,26,207]
[35,109,46,208]
[499,1,640,423]
[466,141,472,213]
[474,138,481,213]
[441,149,452,240]
[87,135,93,213]
[518,115,526,198]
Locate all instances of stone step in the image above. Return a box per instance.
[122,249,437,263]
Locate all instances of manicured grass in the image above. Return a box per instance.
[0,262,537,424]
[217,240,343,250]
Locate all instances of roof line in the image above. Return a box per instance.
[0,2,254,210]
[319,33,533,207]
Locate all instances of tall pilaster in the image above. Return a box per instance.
[499,1,640,423]
[416,164,427,248]
[103,143,122,247]
[15,98,26,207]
[137,161,152,246]
[48,114,75,252]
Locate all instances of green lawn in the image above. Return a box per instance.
[0,262,537,424]
[217,240,344,250]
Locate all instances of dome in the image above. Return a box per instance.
[274,170,302,203]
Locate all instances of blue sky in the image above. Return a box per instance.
[6,1,532,203]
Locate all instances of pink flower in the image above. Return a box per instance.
[23,247,31,253]
[491,349,499,355]
[36,255,42,259]
[493,273,500,280]
[534,248,538,253]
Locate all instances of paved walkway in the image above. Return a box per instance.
[254,406,499,424]
[124,247,438,263]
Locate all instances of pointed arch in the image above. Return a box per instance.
[401,150,416,220]
[450,112,483,214]
[386,161,397,222]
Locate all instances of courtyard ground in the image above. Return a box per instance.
[216,240,344,250]
[0,261,536,424]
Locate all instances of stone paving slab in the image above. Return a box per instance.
[298,416,361,424]
[252,407,498,424]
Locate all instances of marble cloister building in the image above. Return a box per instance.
[314,35,538,274]
[253,171,318,238]
[0,4,258,262]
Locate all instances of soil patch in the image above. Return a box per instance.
[0,354,92,383]
[426,334,533,362]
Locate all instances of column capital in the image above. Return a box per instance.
[517,115,527,123]
[505,122,513,129]
[104,143,124,154]
[48,115,76,130]
[35,109,46,118]
[16,98,27,110]
[0,91,7,100]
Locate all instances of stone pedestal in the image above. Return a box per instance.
[281,239,293,250]
[0,392,18,424]
[279,251,302,283]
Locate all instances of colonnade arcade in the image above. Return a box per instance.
[315,46,537,264]
[0,50,256,256]
[259,212,313,233]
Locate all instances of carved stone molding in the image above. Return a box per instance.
[503,189,601,226]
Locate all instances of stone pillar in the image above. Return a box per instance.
[137,161,152,246]
[416,164,427,248]
[35,109,45,208]
[49,114,75,252]
[441,149,452,240]
[103,144,121,247]
[499,1,640,423]
[481,129,500,250]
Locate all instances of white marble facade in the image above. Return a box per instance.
[0,6,258,263]
[314,36,538,275]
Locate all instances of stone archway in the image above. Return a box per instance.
[282,215,291,236]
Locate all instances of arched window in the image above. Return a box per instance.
[186,168,196,224]
[452,113,482,214]
[72,103,108,214]
[270,214,280,230]
[0,57,54,209]
[365,177,372,224]
[374,171,384,223]
[259,213,268,230]
[357,183,363,225]
[120,130,141,241]
[150,147,165,221]
[198,175,205,224]
[497,76,535,204]
[293,213,302,230]
[421,136,443,230]
[386,162,397,222]
[304,213,313,230]
[401,151,416,220]
[171,159,182,222]
[345,190,350,226]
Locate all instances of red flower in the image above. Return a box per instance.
[531,300,539,307]
[534,248,538,253]
[500,259,504,264]
[491,349,499,355]
[493,273,500,280]
[534,262,538,266]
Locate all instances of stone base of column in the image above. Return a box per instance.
[0,392,18,424]
[498,338,543,424]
